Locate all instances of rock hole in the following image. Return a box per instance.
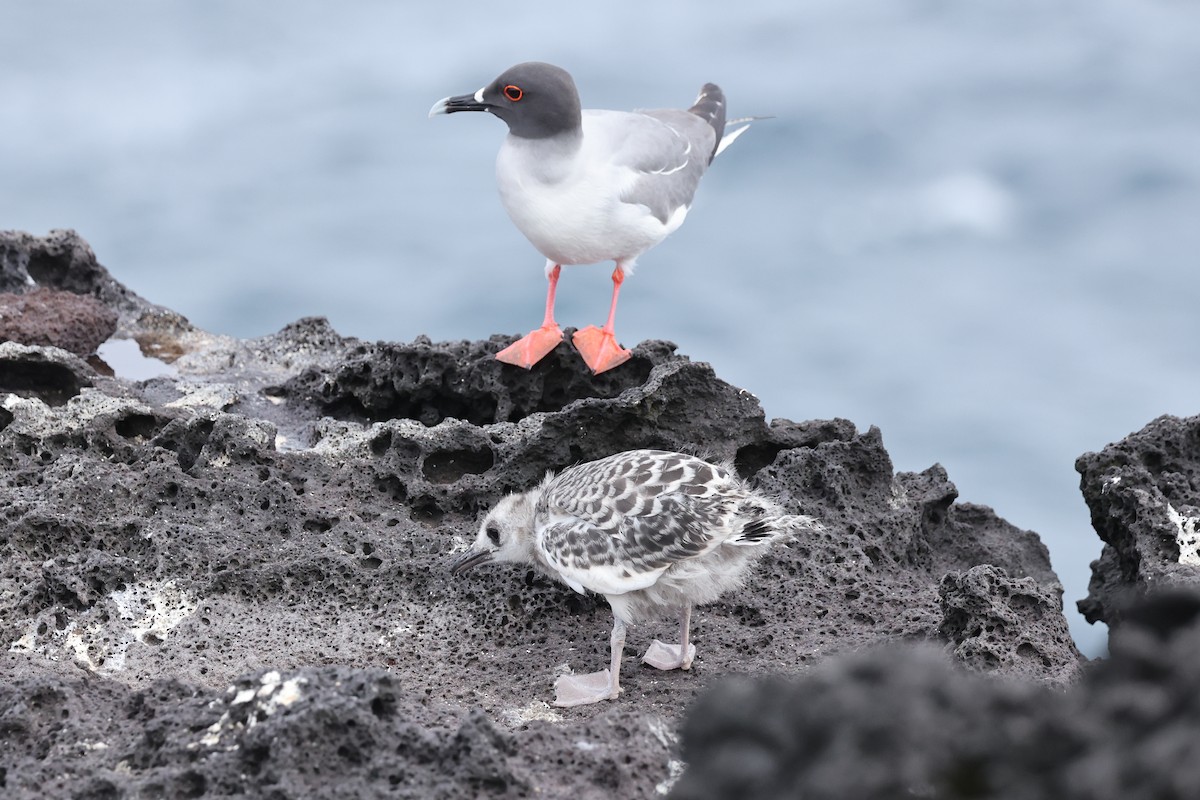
[337,744,364,764]
[174,770,207,799]
[370,431,393,456]
[374,475,408,503]
[734,442,785,478]
[409,504,444,524]
[0,358,86,406]
[115,412,161,440]
[303,518,334,534]
[371,694,397,718]
[422,447,495,484]
[241,743,271,775]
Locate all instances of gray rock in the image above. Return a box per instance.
[940,564,1080,685]
[0,341,96,407]
[1076,413,1200,626]
[0,230,1080,798]
[673,589,1200,800]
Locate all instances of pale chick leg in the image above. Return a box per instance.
[642,604,696,670]
[553,616,627,707]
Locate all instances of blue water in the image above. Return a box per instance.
[5,0,1200,657]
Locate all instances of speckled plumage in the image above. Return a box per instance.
[450,449,820,706]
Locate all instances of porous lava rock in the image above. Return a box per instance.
[1076,414,1200,627]
[1,229,172,328]
[0,287,118,355]
[940,564,1079,685]
[0,231,1081,798]
[673,589,1200,800]
[0,342,95,407]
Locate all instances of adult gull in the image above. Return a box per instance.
[430,63,752,374]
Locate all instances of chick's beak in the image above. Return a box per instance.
[450,548,493,575]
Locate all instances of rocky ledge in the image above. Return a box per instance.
[0,230,1196,799]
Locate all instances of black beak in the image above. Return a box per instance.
[429,93,491,118]
[449,548,493,575]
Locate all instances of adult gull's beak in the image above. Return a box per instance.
[428,92,491,118]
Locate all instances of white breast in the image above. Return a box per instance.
[494,126,684,267]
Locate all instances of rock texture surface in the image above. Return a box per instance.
[675,590,1200,800]
[1077,414,1200,627]
[0,286,118,356]
[1,231,1084,798]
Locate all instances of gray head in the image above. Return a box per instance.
[428,62,582,139]
[449,490,539,575]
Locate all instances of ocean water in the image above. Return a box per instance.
[5,0,1200,657]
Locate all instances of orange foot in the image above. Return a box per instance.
[496,324,564,369]
[572,325,632,374]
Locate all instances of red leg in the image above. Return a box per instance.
[572,265,632,374]
[496,264,565,369]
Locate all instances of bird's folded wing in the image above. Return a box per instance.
[538,494,733,595]
[584,109,712,225]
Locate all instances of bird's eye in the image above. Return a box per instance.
[487,526,501,545]
[503,84,523,102]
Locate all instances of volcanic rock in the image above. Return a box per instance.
[1076,414,1200,627]
[673,589,1200,800]
[0,230,1082,798]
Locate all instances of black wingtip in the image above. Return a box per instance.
[738,517,776,543]
[688,83,727,164]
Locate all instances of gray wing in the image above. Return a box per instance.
[539,493,742,595]
[583,109,715,224]
[535,450,741,594]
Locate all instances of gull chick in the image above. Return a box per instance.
[450,449,818,707]
[429,62,753,374]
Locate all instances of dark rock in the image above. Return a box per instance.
[0,341,95,406]
[0,229,194,344]
[0,667,532,798]
[0,231,1081,798]
[1076,414,1200,627]
[674,588,1200,800]
[674,646,1049,800]
[0,287,118,355]
[2,229,149,319]
[742,429,1074,671]
[940,564,1080,685]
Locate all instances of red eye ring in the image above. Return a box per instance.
[503,84,523,102]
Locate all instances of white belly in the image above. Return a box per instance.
[495,137,686,266]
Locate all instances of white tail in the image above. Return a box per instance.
[714,116,771,158]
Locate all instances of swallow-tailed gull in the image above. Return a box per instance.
[429,63,752,374]
[450,449,818,707]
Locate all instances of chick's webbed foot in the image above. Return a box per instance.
[642,640,697,671]
[553,670,621,707]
